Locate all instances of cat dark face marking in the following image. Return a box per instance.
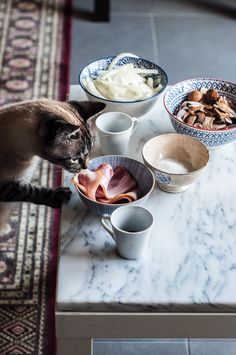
[39,101,105,173]
[40,119,94,173]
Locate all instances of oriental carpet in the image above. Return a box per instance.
[0,0,71,353]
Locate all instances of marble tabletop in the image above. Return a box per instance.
[56,85,236,312]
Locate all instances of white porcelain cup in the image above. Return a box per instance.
[95,112,138,155]
[101,206,154,260]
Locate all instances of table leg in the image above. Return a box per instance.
[94,0,110,21]
[57,338,93,355]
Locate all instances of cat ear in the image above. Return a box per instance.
[68,101,106,121]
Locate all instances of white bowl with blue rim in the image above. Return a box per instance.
[164,78,236,149]
[79,55,168,117]
[75,155,155,215]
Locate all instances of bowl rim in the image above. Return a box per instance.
[163,77,236,133]
[76,155,156,207]
[142,133,210,176]
[110,205,154,234]
[78,55,168,104]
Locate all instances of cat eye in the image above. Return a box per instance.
[68,128,80,140]
[69,133,79,140]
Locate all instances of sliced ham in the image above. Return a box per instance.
[72,163,113,201]
[72,163,138,204]
[97,190,138,204]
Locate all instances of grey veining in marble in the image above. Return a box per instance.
[56,86,236,312]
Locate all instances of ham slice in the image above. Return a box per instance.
[72,163,138,204]
[72,163,114,201]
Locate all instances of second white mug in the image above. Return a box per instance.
[95,112,138,155]
[101,205,154,260]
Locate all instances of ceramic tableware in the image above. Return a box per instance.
[164,78,236,149]
[142,133,209,193]
[101,205,154,260]
[79,54,168,117]
[75,155,155,215]
[95,112,138,155]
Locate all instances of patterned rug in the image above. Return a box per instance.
[0,0,71,353]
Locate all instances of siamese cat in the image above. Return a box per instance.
[0,99,105,235]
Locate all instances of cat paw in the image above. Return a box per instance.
[0,223,12,236]
[50,187,72,208]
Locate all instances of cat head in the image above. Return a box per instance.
[38,100,105,173]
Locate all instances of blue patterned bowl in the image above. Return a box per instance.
[76,155,155,215]
[79,55,168,117]
[142,133,209,193]
[164,78,236,149]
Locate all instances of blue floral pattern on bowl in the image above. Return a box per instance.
[164,78,236,148]
[78,55,168,117]
[155,172,172,185]
[79,56,168,103]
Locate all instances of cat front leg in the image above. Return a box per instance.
[46,186,72,208]
[0,182,72,208]
[0,202,14,236]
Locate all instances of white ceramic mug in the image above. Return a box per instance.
[95,112,138,155]
[101,206,154,260]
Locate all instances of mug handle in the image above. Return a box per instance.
[101,214,116,241]
[131,117,138,133]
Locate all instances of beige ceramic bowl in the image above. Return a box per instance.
[142,133,209,193]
